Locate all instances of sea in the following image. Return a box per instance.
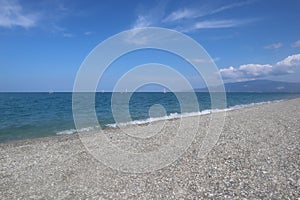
[0,92,300,143]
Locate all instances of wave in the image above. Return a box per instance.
[56,100,282,135]
[56,126,99,135]
[106,100,282,128]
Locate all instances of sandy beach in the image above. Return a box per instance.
[1,98,300,199]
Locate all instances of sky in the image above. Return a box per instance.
[0,0,300,92]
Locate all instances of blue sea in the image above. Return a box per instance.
[0,92,299,143]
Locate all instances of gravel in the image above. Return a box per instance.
[1,98,300,199]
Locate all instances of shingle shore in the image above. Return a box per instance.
[1,98,300,199]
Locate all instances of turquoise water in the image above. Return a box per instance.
[0,92,299,142]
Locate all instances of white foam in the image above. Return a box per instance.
[56,126,99,135]
[106,100,282,128]
[56,129,77,135]
[56,99,282,135]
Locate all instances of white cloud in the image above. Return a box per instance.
[0,0,37,28]
[213,57,221,62]
[131,1,168,29]
[291,40,300,48]
[220,64,272,79]
[133,1,255,33]
[0,0,79,35]
[194,20,241,29]
[84,31,93,36]
[123,31,150,45]
[188,57,220,64]
[276,54,300,67]
[132,15,152,29]
[220,54,300,80]
[163,1,254,23]
[128,2,169,44]
[189,58,211,64]
[264,43,283,49]
[219,66,244,79]
[210,1,253,15]
[178,19,248,33]
[239,64,273,77]
[124,16,153,45]
[163,8,198,22]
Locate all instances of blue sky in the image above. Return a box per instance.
[0,0,300,92]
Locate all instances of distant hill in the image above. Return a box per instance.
[195,80,300,93]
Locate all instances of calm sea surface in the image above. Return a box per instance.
[0,92,299,142]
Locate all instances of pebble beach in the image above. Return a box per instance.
[1,98,300,199]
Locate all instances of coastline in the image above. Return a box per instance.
[1,98,300,198]
[1,92,300,143]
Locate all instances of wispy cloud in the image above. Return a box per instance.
[132,1,255,34]
[188,57,220,64]
[163,1,255,23]
[0,0,78,38]
[0,0,38,28]
[127,1,169,44]
[163,8,198,22]
[132,15,152,29]
[62,33,74,38]
[127,15,154,45]
[291,40,300,48]
[194,20,242,29]
[264,42,283,50]
[209,0,255,15]
[177,19,250,33]
[131,1,168,29]
[84,31,93,36]
[220,54,300,80]
[127,1,255,45]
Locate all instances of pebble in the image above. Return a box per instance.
[1,98,300,199]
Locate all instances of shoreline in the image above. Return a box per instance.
[1,97,300,198]
[0,97,295,148]
[1,96,296,145]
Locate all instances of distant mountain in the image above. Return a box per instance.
[195,80,300,93]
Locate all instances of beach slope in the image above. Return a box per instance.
[1,98,300,199]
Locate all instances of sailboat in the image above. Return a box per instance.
[163,88,167,94]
